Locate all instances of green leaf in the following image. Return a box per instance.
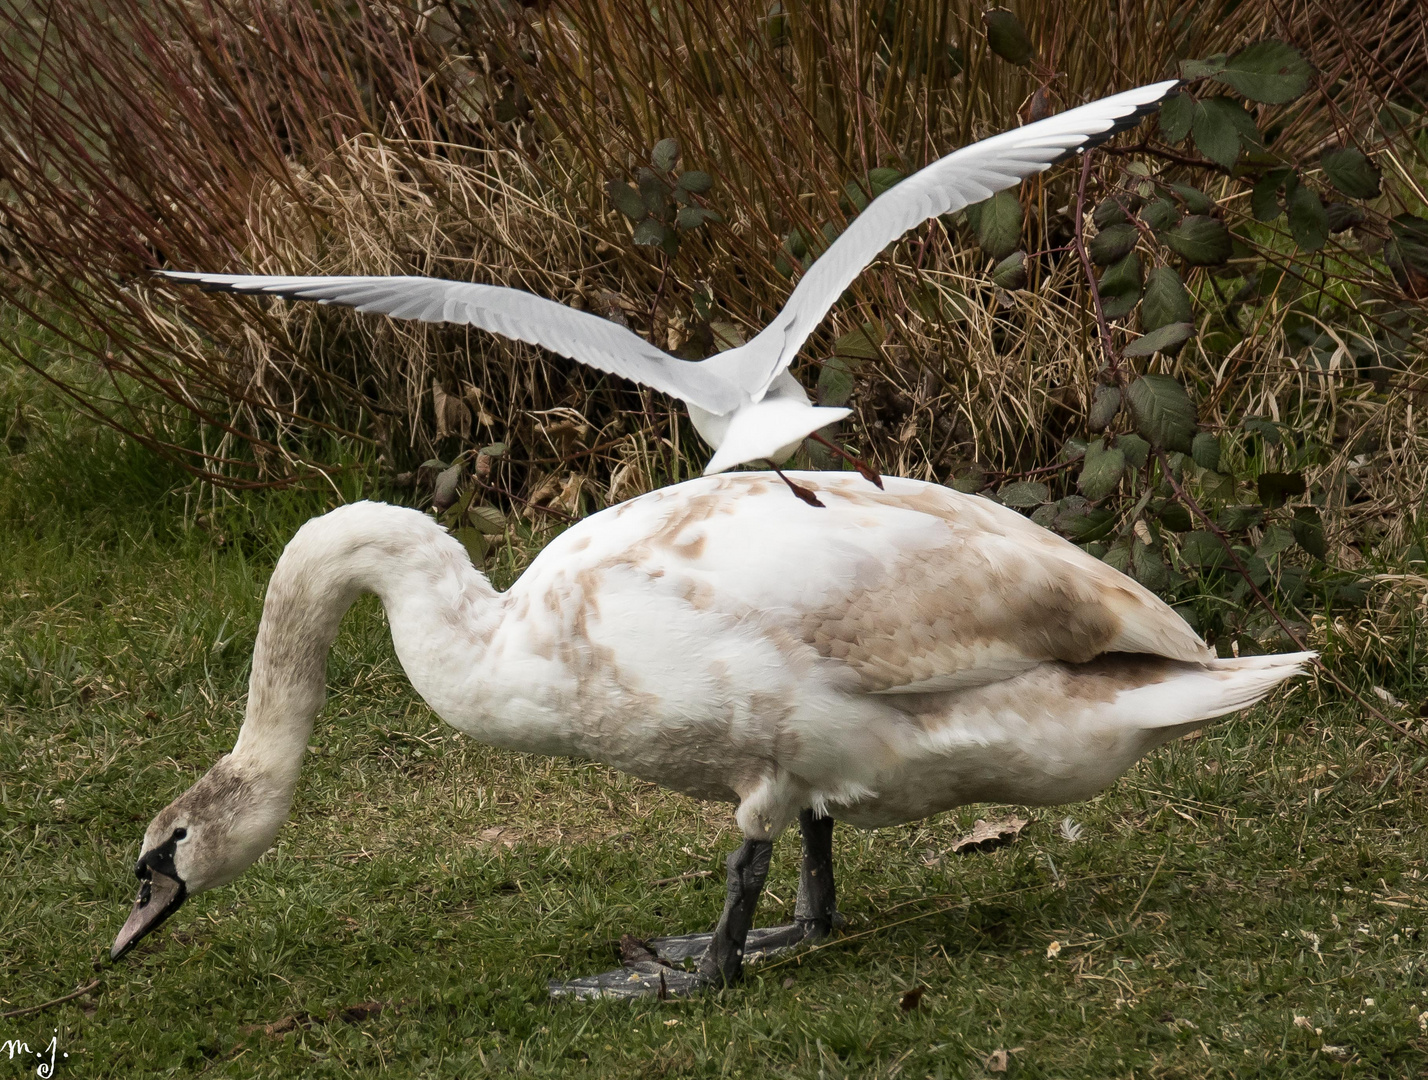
[1089,223,1138,265]
[606,180,647,222]
[1158,93,1194,143]
[1256,524,1296,559]
[1131,542,1170,591]
[675,206,722,230]
[1389,214,1428,275]
[1127,373,1197,452]
[1325,202,1365,233]
[1124,321,1194,357]
[676,170,714,194]
[1192,97,1245,169]
[1165,215,1232,265]
[1179,54,1227,80]
[1093,197,1130,229]
[1242,417,1282,446]
[1118,433,1150,469]
[1078,439,1127,501]
[1292,506,1326,558]
[1139,198,1179,233]
[1191,431,1221,471]
[1155,501,1193,532]
[1285,181,1327,252]
[1320,147,1381,199]
[1213,40,1312,103]
[1168,183,1214,216]
[1101,540,1132,573]
[451,527,488,566]
[433,463,463,512]
[971,190,1022,260]
[869,167,904,198]
[764,0,788,46]
[468,504,506,535]
[1251,169,1289,221]
[651,138,680,173]
[636,167,667,214]
[998,481,1050,508]
[1257,470,1306,508]
[818,355,856,407]
[632,218,674,249]
[1061,436,1088,462]
[1087,385,1121,432]
[1142,266,1193,331]
[983,9,1034,66]
[991,250,1028,290]
[478,442,507,459]
[1181,529,1229,568]
[1098,252,1142,320]
[833,320,883,360]
[1060,503,1117,543]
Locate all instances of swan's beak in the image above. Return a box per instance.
[111,867,186,960]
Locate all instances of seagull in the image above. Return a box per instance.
[157,81,1178,494]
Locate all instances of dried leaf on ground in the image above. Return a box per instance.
[951,816,1027,854]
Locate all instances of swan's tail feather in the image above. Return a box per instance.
[1120,651,1316,730]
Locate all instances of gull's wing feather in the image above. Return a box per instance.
[722,81,1179,398]
[156,272,744,415]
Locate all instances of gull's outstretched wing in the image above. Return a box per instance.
[722,81,1179,399]
[156,272,745,415]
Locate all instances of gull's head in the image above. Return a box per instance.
[111,756,286,960]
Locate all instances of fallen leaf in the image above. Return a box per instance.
[952,816,1028,854]
[985,1048,1009,1072]
[899,985,926,1011]
[1322,1045,1351,1062]
[1293,1014,1314,1030]
[1046,940,1062,959]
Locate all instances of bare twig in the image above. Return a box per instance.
[1,979,101,1020]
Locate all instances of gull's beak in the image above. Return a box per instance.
[111,868,186,960]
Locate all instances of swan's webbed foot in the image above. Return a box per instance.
[549,812,841,1000]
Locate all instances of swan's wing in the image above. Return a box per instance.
[155,272,744,415]
[723,81,1179,399]
[622,472,1209,695]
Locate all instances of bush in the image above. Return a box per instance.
[1,0,1425,677]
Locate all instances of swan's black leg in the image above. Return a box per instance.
[698,838,774,984]
[795,809,839,939]
[550,825,830,1000]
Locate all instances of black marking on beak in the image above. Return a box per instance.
[110,832,188,961]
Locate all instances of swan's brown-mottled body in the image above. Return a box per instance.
[113,472,1311,992]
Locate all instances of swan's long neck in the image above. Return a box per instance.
[230,501,501,796]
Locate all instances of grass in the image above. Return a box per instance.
[3,372,1428,1078]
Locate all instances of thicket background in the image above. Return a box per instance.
[3,0,1425,685]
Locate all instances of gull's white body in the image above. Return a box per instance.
[157,81,1180,474]
[223,473,1309,849]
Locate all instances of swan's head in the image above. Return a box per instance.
[111,755,288,960]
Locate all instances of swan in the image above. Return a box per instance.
[155,81,1178,487]
[111,472,1311,996]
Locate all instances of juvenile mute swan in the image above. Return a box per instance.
[113,473,1311,995]
[156,81,1177,483]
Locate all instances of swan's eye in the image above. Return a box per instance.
[173,827,188,841]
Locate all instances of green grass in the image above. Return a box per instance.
[3,377,1428,1077]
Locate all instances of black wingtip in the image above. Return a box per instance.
[1053,80,1183,166]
